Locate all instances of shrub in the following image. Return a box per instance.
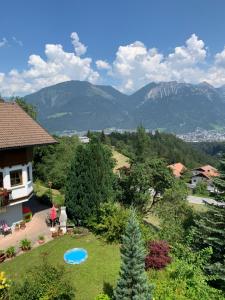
[95,293,111,300]
[145,240,171,270]
[20,239,31,251]
[9,262,75,300]
[6,246,16,258]
[0,272,10,299]
[193,181,208,196]
[88,202,129,242]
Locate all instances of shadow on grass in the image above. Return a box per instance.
[103,281,114,298]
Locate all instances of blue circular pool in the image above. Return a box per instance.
[64,248,88,265]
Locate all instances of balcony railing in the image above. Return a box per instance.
[0,189,11,207]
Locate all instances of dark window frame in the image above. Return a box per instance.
[0,172,3,188]
[27,166,31,182]
[10,169,23,187]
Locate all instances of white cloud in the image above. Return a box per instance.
[1,33,225,96]
[0,33,99,96]
[0,38,8,48]
[96,60,111,70]
[71,32,87,56]
[107,34,225,92]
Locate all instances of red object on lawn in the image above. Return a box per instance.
[50,205,57,221]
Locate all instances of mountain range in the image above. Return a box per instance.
[24,80,225,134]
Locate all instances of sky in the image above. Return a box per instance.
[0,0,225,96]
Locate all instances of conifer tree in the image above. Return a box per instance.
[114,210,152,300]
[65,139,115,224]
[192,204,225,289]
[135,126,151,162]
[214,154,225,199]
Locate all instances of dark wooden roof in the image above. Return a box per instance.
[0,102,57,150]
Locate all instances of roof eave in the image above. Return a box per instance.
[0,141,58,151]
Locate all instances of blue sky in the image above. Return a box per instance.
[0,0,225,95]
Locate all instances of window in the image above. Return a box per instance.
[0,172,3,188]
[27,166,31,182]
[10,170,23,187]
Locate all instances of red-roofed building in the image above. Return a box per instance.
[168,163,186,178]
[0,102,57,227]
[191,164,219,191]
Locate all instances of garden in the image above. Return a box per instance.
[2,128,225,299]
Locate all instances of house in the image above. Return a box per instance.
[168,162,186,178]
[191,165,219,191]
[79,136,90,143]
[0,102,56,227]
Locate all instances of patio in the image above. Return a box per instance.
[0,197,53,250]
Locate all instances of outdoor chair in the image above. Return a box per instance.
[0,221,12,236]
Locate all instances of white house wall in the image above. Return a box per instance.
[0,162,33,205]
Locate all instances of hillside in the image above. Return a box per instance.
[24,80,225,134]
[24,81,130,132]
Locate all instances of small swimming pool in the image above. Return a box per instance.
[64,248,88,265]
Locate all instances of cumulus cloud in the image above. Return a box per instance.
[96,60,111,70]
[0,38,8,48]
[109,34,212,92]
[71,32,87,56]
[1,33,225,96]
[0,33,99,96]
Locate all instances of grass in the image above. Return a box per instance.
[112,149,130,173]
[189,203,208,212]
[1,234,120,300]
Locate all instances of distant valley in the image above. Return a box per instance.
[24,80,225,134]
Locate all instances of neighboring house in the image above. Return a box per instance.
[0,102,56,227]
[79,136,90,143]
[191,165,219,192]
[168,162,186,178]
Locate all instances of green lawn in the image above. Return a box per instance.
[1,234,120,300]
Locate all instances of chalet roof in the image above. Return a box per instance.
[193,172,210,179]
[168,162,186,178]
[0,102,57,150]
[194,165,219,177]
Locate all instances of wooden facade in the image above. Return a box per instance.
[0,147,33,168]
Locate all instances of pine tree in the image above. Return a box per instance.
[65,139,115,224]
[214,154,225,199]
[192,204,225,289]
[114,210,152,300]
[135,126,151,162]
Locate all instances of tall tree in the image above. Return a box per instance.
[135,126,151,162]
[192,204,225,289]
[119,158,174,211]
[214,154,225,199]
[114,210,152,300]
[65,139,115,224]
[13,97,37,120]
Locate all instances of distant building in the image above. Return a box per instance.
[168,162,186,178]
[191,165,219,192]
[79,136,90,143]
[0,102,56,227]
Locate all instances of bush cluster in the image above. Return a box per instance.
[145,240,171,270]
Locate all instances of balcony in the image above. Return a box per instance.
[0,189,11,207]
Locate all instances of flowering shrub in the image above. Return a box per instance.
[145,240,171,270]
[0,272,10,299]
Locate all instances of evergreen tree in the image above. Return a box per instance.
[192,204,225,289]
[135,126,151,162]
[114,210,152,300]
[65,139,115,224]
[214,154,225,199]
